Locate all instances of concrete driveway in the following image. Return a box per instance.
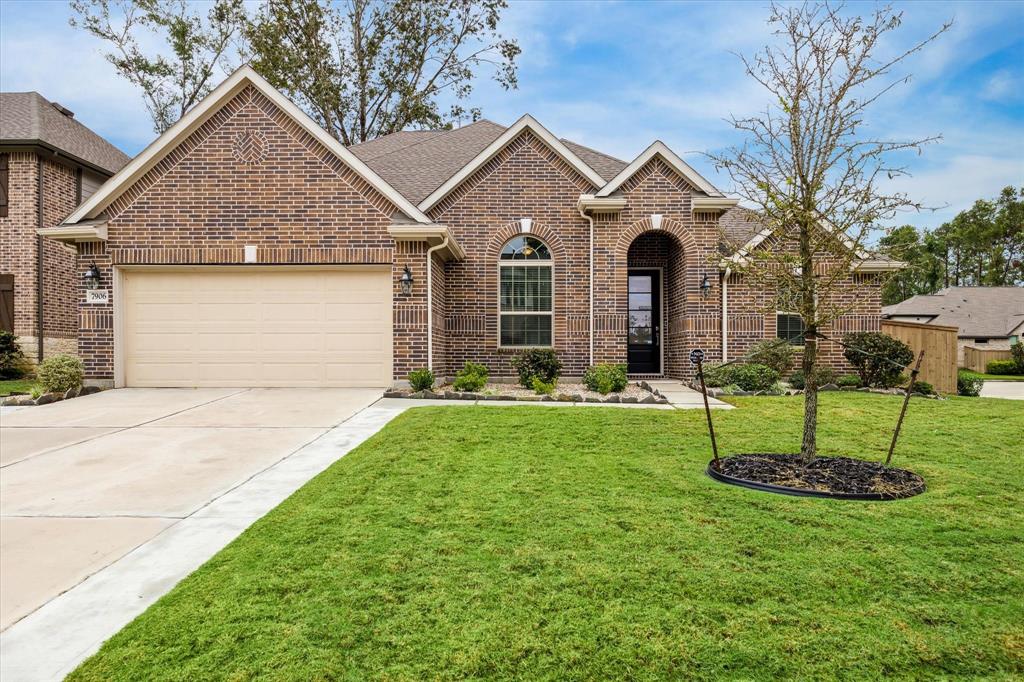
[0,387,381,632]
[980,380,1024,400]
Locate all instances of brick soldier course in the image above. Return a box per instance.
[48,67,900,388]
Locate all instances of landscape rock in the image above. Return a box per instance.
[80,385,102,396]
[1,396,21,406]
[15,396,36,406]
[408,391,425,399]
[640,394,658,404]
[556,393,574,402]
[35,392,64,405]
[732,390,752,396]
[585,396,602,403]
[518,395,542,401]
[840,386,858,392]
[819,383,840,391]
[63,386,81,400]
[571,393,585,402]
[856,387,871,392]
[383,390,407,398]
[621,396,638,403]
[604,394,621,403]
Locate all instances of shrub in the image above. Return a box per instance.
[407,368,435,391]
[748,339,795,374]
[582,364,628,394]
[511,349,561,388]
[0,331,32,379]
[452,361,488,392]
[701,364,731,388]
[912,381,934,395]
[957,369,983,397]
[729,364,780,392]
[36,354,84,393]
[986,359,1021,376]
[764,381,787,396]
[843,332,913,388]
[1012,342,1024,373]
[837,374,861,388]
[531,376,556,395]
[786,366,835,390]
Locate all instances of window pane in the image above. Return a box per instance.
[628,275,651,293]
[629,293,652,311]
[629,311,652,327]
[501,315,552,346]
[629,327,652,344]
[500,236,551,260]
[500,266,551,312]
[777,314,805,345]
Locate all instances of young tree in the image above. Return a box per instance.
[245,0,521,145]
[70,0,246,134]
[709,2,950,460]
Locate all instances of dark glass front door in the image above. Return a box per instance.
[627,270,661,374]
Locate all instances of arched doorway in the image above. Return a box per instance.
[626,231,686,376]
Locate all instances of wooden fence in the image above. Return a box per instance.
[962,346,1013,374]
[880,319,958,394]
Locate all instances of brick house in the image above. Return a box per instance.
[1,92,130,361]
[46,67,898,388]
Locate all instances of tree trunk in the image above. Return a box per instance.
[800,332,818,461]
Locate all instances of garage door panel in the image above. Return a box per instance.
[124,269,392,387]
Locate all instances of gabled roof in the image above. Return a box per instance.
[63,65,432,225]
[595,140,723,198]
[883,287,1024,338]
[349,120,507,205]
[416,114,608,212]
[0,92,130,175]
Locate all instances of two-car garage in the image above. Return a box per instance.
[120,268,392,387]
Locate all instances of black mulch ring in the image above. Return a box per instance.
[707,453,926,500]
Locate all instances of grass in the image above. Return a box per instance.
[0,378,36,396]
[69,394,1023,680]
[960,369,1024,382]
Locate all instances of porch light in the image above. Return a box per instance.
[84,263,101,290]
[700,273,712,299]
[399,266,414,295]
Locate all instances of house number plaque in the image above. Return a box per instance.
[85,290,109,304]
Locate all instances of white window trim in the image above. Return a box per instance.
[497,245,554,349]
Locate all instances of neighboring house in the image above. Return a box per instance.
[45,67,897,388]
[883,287,1024,365]
[0,92,130,361]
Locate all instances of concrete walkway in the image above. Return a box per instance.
[645,379,733,409]
[980,380,1024,400]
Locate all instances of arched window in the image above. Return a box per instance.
[499,235,552,347]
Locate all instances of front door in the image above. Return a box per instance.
[627,270,661,374]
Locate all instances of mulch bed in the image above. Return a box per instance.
[708,453,925,500]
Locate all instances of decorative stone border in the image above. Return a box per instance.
[384,382,670,405]
[685,380,943,400]
[1,385,104,407]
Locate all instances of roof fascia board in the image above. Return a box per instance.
[595,141,723,198]
[577,194,627,213]
[0,140,117,177]
[692,196,740,213]
[417,114,606,212]
[63,66,431,225]
[38,223,107,243]
[388,224,466,261]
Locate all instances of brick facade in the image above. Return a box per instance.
[62,79,883,385]
[0,151,80,361]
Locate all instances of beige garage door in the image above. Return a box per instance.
[122,268,392,387]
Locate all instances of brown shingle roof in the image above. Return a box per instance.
[882,287,1024,338]
[348,119,628,205]
[718,206,766,249]
[0,92,130,175]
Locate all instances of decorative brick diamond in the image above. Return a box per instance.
[231,130,268,165]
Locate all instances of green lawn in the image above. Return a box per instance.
[960,369,1024,382]
[70,395,1023,680]
[0,378,36,396]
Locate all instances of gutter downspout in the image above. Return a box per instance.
[36,156,44,362]
[578,206,595,366]
[425,237,449,372]
[721,267,730,362]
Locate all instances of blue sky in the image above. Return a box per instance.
[2,0,1022,228]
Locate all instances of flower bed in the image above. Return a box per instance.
[385,381,669,404]
[0,385,103,407]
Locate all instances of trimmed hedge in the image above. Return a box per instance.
[452,362,488,391]
[511,349,561,388]
[986,359,1022,376]
[408,368,435,391]
[703,363,779,392]
[843,332,913,388]
[582,364,628,394]
[37,354,84,393]
[957,370,983,397]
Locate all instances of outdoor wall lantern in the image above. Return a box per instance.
[700,273,712,299]
[84,263,102,290]
[399,265,414,295]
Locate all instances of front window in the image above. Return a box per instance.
[777,313,805,345]
[499,236,552,346]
